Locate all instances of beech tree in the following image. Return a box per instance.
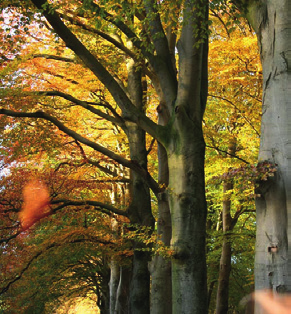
[232,0,290,294]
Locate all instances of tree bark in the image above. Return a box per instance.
[168,122,207,314]
[242,0,290,293]
[109,260,120,314]
[164,2,208,312]
[126,59,155,314]
[150,130,172,314]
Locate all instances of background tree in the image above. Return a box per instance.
[205,13,261,313]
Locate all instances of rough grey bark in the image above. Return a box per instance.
[240,0,291,293]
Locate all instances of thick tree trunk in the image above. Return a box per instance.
[216,240,232,313]
[164,2,208,312]
[168,119,208,314]
[244,0,290,293]
[158,2,209,312]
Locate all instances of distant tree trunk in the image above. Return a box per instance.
[109,260,120,314]
[109,176,131,314]
[216,141,236,313]
[109,264,131,314]
[240,0,290,293]
[116,266,131,314]
[215,181,234,314]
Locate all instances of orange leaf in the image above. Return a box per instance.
[19,179,51,231]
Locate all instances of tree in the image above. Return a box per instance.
[232,0,290,294]
[0,0,209,313]
[205,14,262,312]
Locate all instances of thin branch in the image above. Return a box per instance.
[73,140,128,178]
[208,94,260,136]
[78,0,154,61]
[146,137,156,155]
[35,90,124,125]
[206,144,250,164]
[0,230,22,245]
[32,54,76,63]
[58,12,137,60]
[210,9,230,38]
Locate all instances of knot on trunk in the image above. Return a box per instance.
[172,243,191,260]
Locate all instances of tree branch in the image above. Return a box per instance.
[0,108,160,195]
[32,54,76,63]
[35,90,124,125]
[57,12,137,60]
[30,0,161,140]
[51,199,127,216]
[206,144,250,164]
[143,0,178,103]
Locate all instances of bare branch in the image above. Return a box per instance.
[51,199,127,216]
[206,144,250,164]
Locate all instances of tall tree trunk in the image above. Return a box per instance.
[126,59,155,314]
[150,105,172,313]
[243,0,290,293]
[164,2,209,312]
